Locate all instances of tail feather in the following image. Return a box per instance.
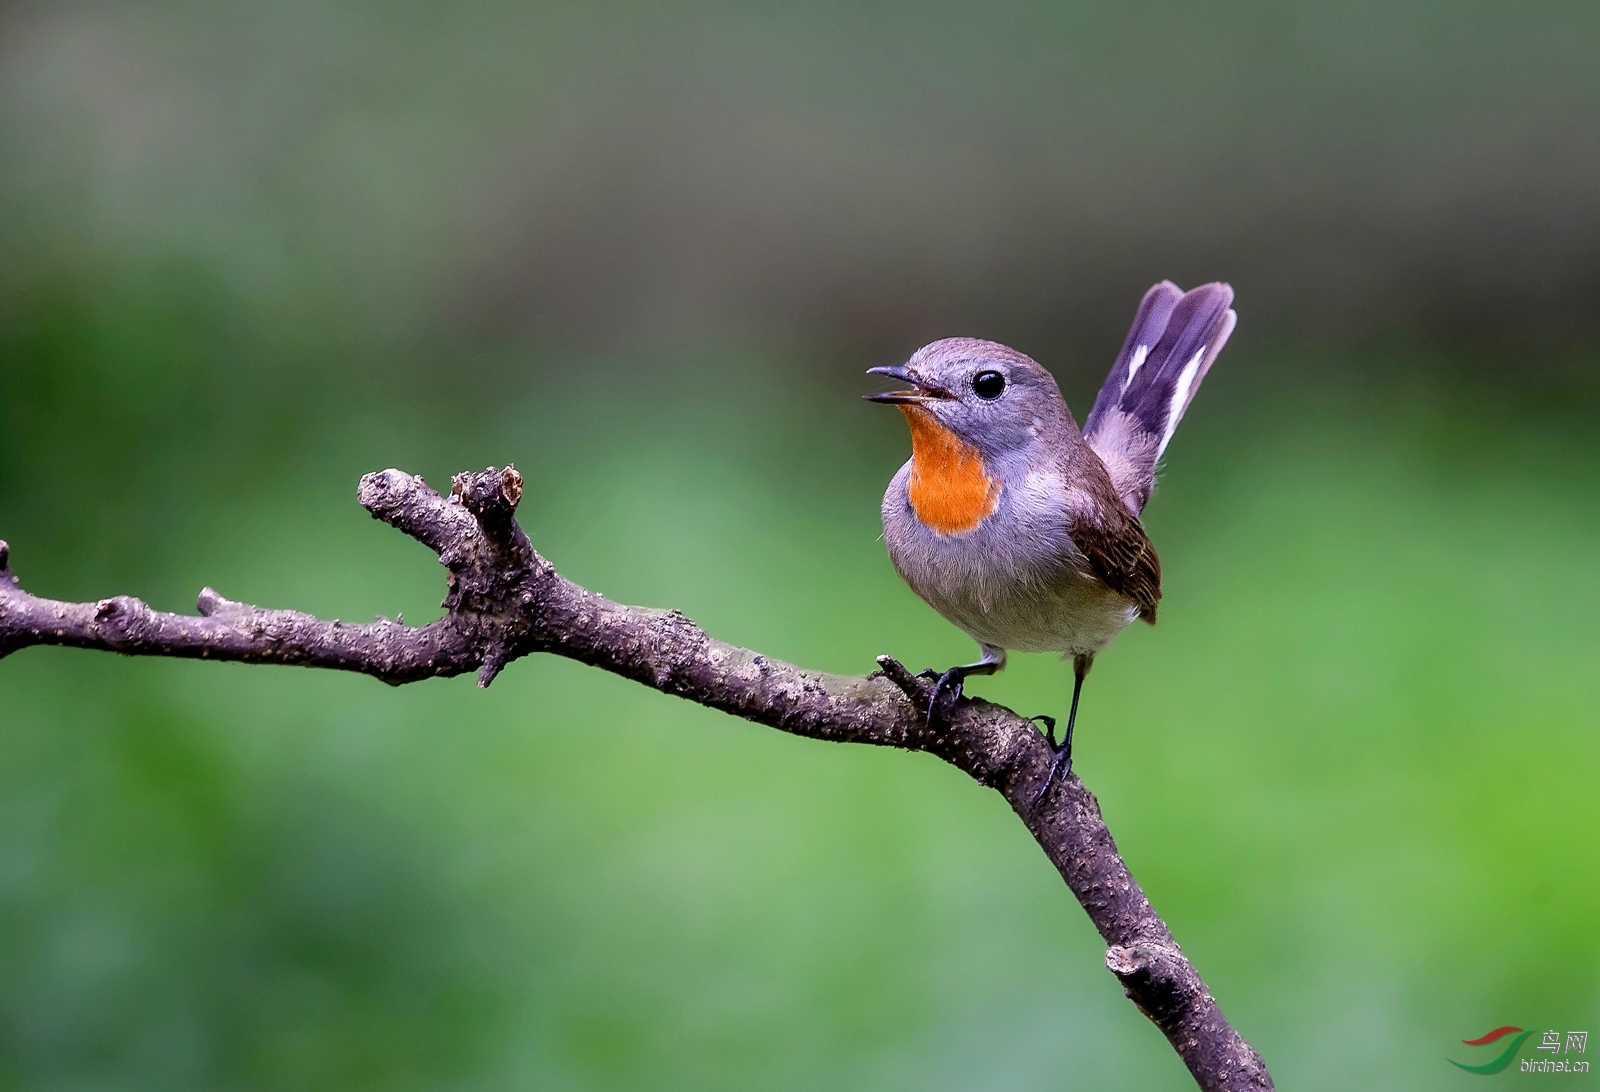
[1083,282,1235,514]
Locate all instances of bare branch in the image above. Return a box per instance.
[0,466,1273,1091]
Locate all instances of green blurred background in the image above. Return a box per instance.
[1,3,1597,1088]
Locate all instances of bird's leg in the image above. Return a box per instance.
[920,644,1005,723]
[1035,653,1093,804]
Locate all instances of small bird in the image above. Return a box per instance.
[866,281,1236,798]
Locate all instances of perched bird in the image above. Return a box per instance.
[866,281,1236,798]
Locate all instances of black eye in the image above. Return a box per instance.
[972,370,1005,399]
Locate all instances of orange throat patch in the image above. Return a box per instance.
[899,406,1003,535]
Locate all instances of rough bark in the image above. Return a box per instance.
[0,465,1273,1091]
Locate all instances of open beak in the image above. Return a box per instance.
[863,364,955,404]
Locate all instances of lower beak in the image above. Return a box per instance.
[863,364,953,404]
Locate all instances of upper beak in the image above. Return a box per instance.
[863,364,954,404]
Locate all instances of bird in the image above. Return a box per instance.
[865,281,1236,800]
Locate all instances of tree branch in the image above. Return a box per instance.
[0,465,1273,1091]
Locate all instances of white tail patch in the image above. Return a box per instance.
[1122,344,1150,393]
[1159,349,1207,455]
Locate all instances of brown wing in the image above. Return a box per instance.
[1068,502,1162,624]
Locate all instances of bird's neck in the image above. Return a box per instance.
[900,406,1003,535]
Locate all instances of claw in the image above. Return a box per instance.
[914,648,1005,728]
[1029,714,1058,750]
[925,667,966,723]
[1033,744,1073,806]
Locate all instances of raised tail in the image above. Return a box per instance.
[1082,281,1235,514]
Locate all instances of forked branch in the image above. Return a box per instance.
[0,465,1272,1091]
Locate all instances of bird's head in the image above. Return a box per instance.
[864,337,1070,459]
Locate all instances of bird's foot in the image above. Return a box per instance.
[1033,740,1073,806]
[1032,653,1089,806]
[923,666,971,723]
[873,657,959,724]
[876,654,1001,727]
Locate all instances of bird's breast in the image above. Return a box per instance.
[899,406,1002,535]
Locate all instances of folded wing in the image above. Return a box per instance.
[1069,501,1163,624]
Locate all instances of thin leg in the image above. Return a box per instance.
[1035,653,1093,804]
[920,644,1005,723]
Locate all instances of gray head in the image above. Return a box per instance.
[864,337,1075,458]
